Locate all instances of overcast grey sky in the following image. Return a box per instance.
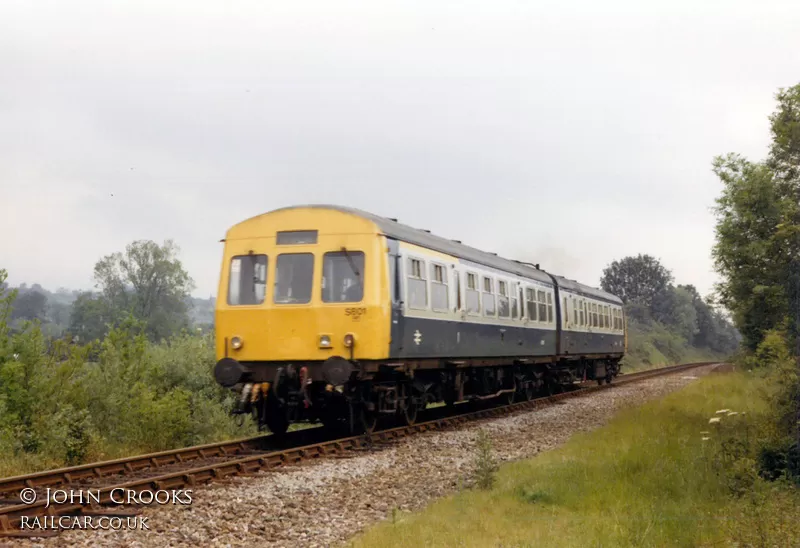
[1,0,798,299]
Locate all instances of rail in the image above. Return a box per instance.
[0,361,719,538]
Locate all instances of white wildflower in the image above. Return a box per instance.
[716,409,730,414]
[702,436,711,441]
[709,417,721,424]
[727,411,739,417]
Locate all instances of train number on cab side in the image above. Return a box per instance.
[345,307,367,320]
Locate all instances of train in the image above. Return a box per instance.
[213,205,626,434]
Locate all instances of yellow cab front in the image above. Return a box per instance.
[214,208,391,369]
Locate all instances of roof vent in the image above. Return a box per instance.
[451,239,462,244]
[388,218,398,222]
[422,229,431,233]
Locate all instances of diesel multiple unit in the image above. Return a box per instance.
[214,205,626,433]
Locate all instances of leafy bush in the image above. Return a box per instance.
[0,273,250,476]
[472,429,497,490]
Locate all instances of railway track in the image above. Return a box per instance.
[0,361,718,539]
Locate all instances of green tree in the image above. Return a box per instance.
[600,254,673,307]
[0,270,17,357]
[68,292,112,343]
[768,85,800,186]
[10,291,48,322]
[712,84,800,351]
[651,286,698,341]
[46,301,71,329]
[93,240,195,341]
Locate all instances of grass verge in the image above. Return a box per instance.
[351,370,800,547]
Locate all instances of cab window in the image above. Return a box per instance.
[322,251,364,303]
[228,255,267,305]
[274,253,314,304]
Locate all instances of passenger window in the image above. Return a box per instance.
[482,277,496,317]
[526,288,537,321]
[466,272,480,315]
[407,258,428,309]
[431,263,449,311]
[572,299,578,325]
[537,290,547,322]
[579,300,585,326]
[455,271,462,311]
[274,253,314,304]
[546,293,553,323]
[511,283,519,320]
[322,251,364,303]
[498,280,510,318]
[228,255,267,305]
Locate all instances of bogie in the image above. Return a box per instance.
[230,358,621,432]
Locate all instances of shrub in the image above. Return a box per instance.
[473,429,497,490]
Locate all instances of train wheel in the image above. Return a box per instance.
[360,405,377,434]
[524,382,535,401]
[596,378,604,386]
[403,399,419,426]
[505,384,516,405]
[265,410,289,435]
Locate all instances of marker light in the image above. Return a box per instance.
[231,336,243,350]
[319,335,332,348]
[343,333,355,348]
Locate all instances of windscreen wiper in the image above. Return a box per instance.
[340,246,362,288]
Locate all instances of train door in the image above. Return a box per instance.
[387,238,405,357]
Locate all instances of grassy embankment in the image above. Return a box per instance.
[622,320,728,372]
[352,368,800,547]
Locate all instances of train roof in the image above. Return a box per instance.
[551,276,622,304]
[267,205,622,304]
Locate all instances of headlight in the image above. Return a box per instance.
[231,336,243,350]
[319,334,332,348]
[343,333,355,348]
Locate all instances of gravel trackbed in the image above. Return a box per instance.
[9,366,715,548]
